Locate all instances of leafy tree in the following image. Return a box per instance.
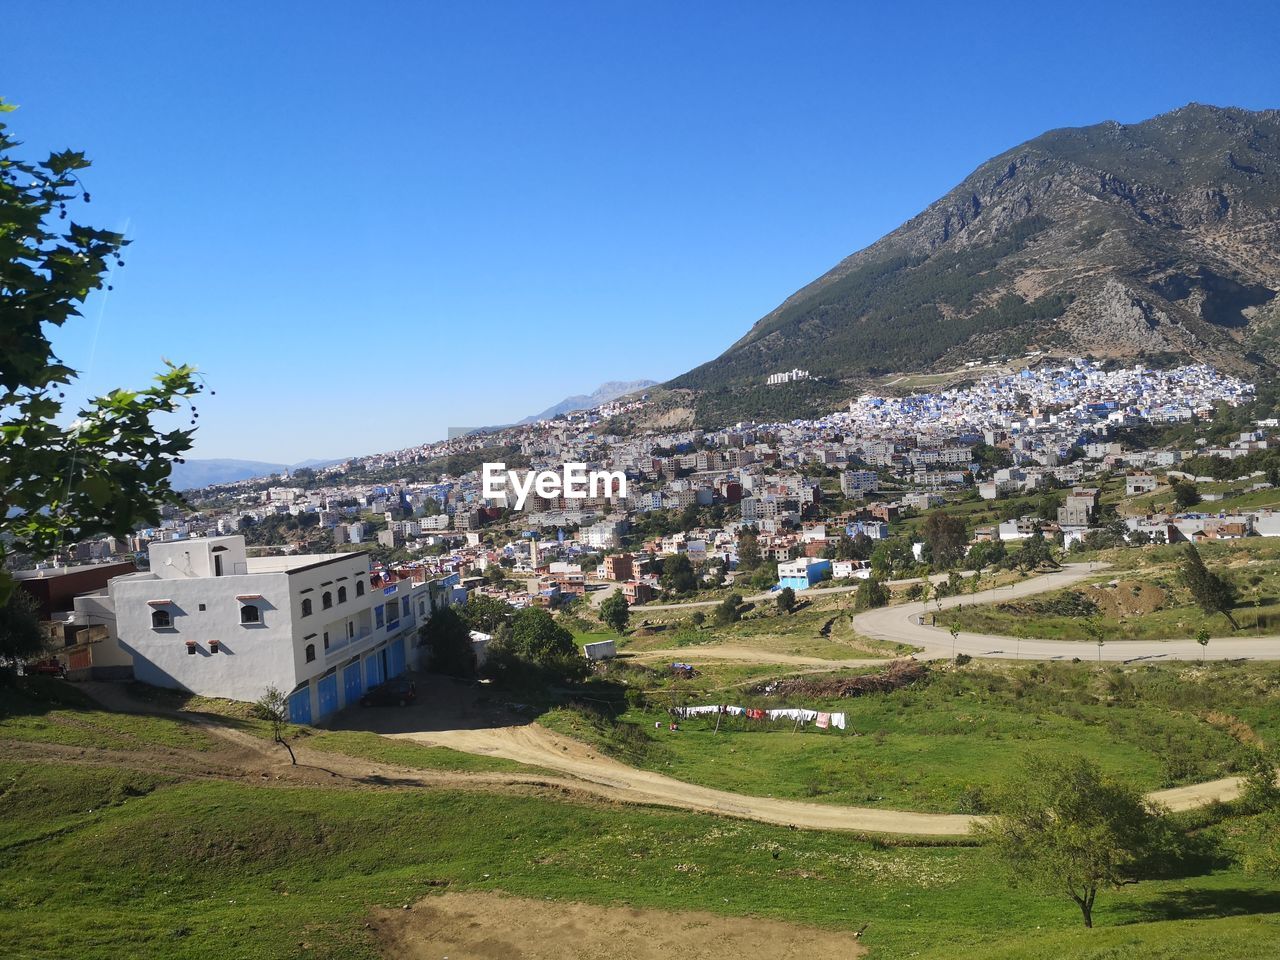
[0,589,45,672]
[776,586,796,613]
[600,589,630,633]
[419,607,477,677]
[1195,627,1210,661]
[737,527,761,570]
[0,103,203,601]
[254,685,296,765]
[976,754,1164,928]
[922,511,968,569]
[749,562,779,591]
[690,610,705,627]
[713,593,743,626]
[660,553,697,594]
[508,607,577,665]
[1018,527,1056,571]
[1171,479,1201,510]
[459,594,514,634]
[1179,544,1239,629]
[853,576,891,611]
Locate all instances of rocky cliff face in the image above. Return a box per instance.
[671,104,1280,416]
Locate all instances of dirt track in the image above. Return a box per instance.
[375,891,866,960]
[68,679,1258,838]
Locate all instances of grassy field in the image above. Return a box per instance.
[540,660,1280,813]
[0,678,217,753]
[943,539,1280,641]
[619,599,913,658]
[1,759,1278,960]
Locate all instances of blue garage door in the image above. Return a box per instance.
[387,637,406,678]
[288,687,312,725]
[317,673,339,719]
[342,662,363,705]
[365,650,384,688]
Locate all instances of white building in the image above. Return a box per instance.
[840,470,880,499]
[108,536,443,723]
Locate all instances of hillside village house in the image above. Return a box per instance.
[777,557,832,591]
[86,536,445,723]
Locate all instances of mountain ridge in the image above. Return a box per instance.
[520,379,657,424]
[670,103,1280,425]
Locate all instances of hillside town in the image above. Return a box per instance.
[17,357,1278,721]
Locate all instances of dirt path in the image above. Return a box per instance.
[374,891,865,960]
[391,721,979,835]
[68,677,1260,838]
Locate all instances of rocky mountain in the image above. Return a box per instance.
[670,103,1280,425]
[520,379,657,423]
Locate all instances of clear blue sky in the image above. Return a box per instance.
[6,1,1278,462]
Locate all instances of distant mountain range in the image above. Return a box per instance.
[519,379,657,424]
[170,457,347,491]
[670,103,1280,426]
[173,382,656,490]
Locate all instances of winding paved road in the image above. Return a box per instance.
[853,562,1280,662]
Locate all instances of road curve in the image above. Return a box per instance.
[392,722,978,835]
[853,562,1280,662]
[393,721,1254,836]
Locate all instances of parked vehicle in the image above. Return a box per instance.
[26,658,67,679]
[359,677,416,707]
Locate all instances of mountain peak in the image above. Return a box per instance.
[670,104,1280,427]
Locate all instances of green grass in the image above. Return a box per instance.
[539,661,1279,813]
[1,759,1277,960]
[0,678,216,753]
[622,600,907,658]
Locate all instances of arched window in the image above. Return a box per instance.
[301,598,313,617]
[322,591,333,610]
[355,580,365,597]
[305,643,316,663]
[337,586,347,604]
[151,609,171,629]
[240,605,260,625]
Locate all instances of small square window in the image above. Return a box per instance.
[198,603,207,611]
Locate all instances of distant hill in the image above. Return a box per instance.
[521,380,657,423]
[670,103,1280,426]
[170,459,287,490]
[170,457,348,491]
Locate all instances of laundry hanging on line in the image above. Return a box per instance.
[668,704,846,730]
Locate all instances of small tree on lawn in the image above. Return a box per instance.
[256,685,296,765]
[600,589,630,634]
[976,754,1164,928]
[1180,544,1239,630]
[1195,628,1210,662]
[776,586,796,614]
[713,593,742,626]
[853,576,891,611]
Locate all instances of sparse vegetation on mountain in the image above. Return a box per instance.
[669,105,1280,426]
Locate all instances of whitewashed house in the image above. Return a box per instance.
[109,536,444,723]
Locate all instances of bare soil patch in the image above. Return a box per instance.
[374,890,865,960]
